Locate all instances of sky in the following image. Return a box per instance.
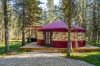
[39,0,60,10]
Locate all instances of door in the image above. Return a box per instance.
[44,31,52,47]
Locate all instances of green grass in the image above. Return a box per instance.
[0,41,24,56]
[70,52,100,66]
[96,44,100,47]
[96,40,100,44]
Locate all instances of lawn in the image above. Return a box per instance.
[70,52,100,66]
[96,44,100,47]
[0,41,23,56]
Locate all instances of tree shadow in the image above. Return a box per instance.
[0,54,66,66]
[0,41,22,55]
[0,52,95,66]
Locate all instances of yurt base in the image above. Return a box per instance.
[19,42,100,53]
[19,42,66,53]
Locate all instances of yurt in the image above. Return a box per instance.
[37,20,86,48]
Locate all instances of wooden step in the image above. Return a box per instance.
[19,43,100,53]
[20,47,100,53]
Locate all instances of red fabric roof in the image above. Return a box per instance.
[41,20,67,29]
[40,20,86,32]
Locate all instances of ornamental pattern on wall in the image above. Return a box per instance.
[37,32,85,41]
[52,32,68,41]
[52,32,85,41]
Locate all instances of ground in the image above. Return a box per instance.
[0,52,94,66]
[0,41,100,66]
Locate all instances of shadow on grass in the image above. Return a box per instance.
[0,41,23,55]
[71,52,100,66]
[95,44,100,47]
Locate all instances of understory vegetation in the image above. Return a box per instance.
[0,41,23,56]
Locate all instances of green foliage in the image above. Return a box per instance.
[0,41,22,56]
[96,40,100,44]
[62,0,76,20]
[47,0,55,22]
[24,0,43,24]
[13,0,43,27]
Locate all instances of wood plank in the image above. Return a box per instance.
[19,42,100,53]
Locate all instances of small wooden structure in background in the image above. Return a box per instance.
[26,26,42,38]
[37,20,86,48]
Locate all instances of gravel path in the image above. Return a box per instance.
[0,52,94,66]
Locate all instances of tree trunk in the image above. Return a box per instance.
[1,30,4,41]
[63,0,73,58]
[67,18,72,58]
[3,0,9,53]
[22,4,25,46]
[67,0,73,58]
[29,26,31,36]
[93,0,96,45]
[22,25,25,46]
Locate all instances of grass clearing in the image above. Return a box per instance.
[69,52,100,66]
[0,41,24,56]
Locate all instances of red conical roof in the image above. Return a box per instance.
[40,20,86,32]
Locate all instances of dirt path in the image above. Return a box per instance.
[0,52,94,66]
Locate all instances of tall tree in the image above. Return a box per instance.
[92,0,96,45]
[13,0,42,46]
[3,0,9,53]
[47,0,55,23]
[21,0,25,46]
[63,0,73,58]
[0,1,4,41]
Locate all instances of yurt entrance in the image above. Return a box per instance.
[44,31,52,47]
